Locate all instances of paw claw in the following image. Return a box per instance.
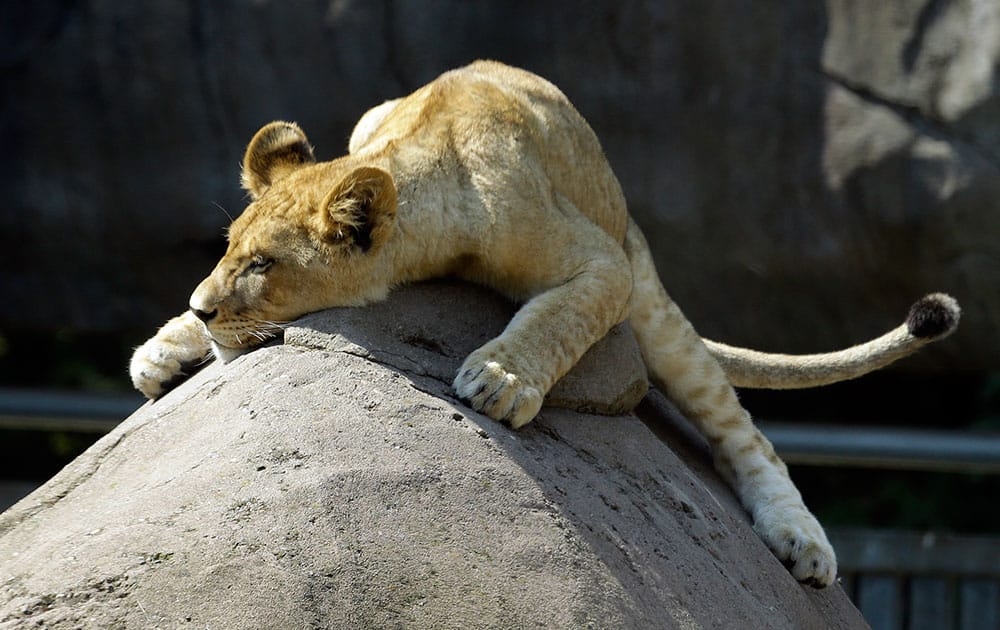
[130,339,206,399]
[755,509,837,587]
[454,356,542,428]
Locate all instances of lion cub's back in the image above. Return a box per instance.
[452,61,629,243]
[365,61,629,243]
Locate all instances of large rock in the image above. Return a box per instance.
[0,1,990,369]
[0,283,865,629]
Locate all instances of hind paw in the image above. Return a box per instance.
[755,508,837,587]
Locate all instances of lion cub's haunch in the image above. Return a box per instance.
[130,61,959,588]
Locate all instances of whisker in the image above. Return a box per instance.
[256,321,288,335]
[212,201,235,222]
[224,318,289,349]
[259,319,290,328]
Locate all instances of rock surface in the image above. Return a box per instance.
[284,283,649,417]
[0,283,866,629]
[1,0,991,369]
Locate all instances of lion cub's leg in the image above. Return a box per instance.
[130,311,213,398]
[625,221,836,587]
[639,299,836,586]
[348,98,402,154]
[454,236,631,428]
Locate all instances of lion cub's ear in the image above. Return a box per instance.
[241,121,316,199]
[321,167,398,252]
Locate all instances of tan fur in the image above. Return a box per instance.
[705,292,960,388]
[130,61,958,587]
[708,329,934,388]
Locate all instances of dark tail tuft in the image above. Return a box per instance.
[906,293,961,339]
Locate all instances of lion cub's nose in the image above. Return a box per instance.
[191,307,218,323]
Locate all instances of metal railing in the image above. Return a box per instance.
[757,422,1000,474]
[3,388,999,473]
[0,388,143,433]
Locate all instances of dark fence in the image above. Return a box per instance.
[831,529,1000,630]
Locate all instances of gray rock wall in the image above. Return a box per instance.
[2,1,992,368]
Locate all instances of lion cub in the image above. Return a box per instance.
[131,61,959,587]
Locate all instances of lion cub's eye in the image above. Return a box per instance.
[248,255,275,274]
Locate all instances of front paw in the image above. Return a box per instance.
[754,507,837,588]
[130,312,213,398]
[128,337,191,398]
[454,354,543,429]
[129,337,209,399]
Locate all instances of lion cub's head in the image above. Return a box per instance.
[189,121,398,356]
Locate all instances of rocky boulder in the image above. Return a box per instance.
[0,283,865,629]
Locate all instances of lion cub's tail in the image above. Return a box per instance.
[703,293,959,389]
[624,219,960,390]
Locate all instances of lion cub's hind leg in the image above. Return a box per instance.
[624,220,837,587]
[348,98,402,155]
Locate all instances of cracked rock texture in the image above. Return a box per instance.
[2,1,990,368]
[0,283,866,629]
